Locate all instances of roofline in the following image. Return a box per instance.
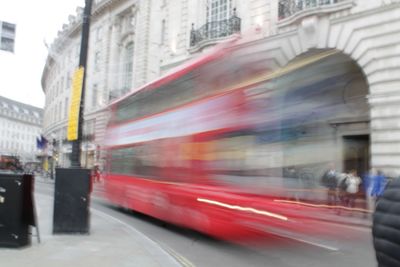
[0,95,44,112]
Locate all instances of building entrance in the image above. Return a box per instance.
[342,135,370,178]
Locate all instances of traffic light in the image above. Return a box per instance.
[0,21,16,53]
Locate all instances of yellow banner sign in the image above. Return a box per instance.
[67,67,84,141]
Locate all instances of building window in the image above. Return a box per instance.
[207,0,232,23]
[1,37,15,52]
[123,42,134,91]
[61,77,64,92]
[161,19,166,45]
[96,26,103,41]
[75,43,80,58]
[67,50,72,63]
[67,72,71,89]
[94,51,101,72]
[64,97,69,119]
[59,102,62,121]
[128,15,135,29]
[92,84,98,108]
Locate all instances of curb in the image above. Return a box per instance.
[318,216,372,228]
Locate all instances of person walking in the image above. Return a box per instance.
[365,168,376,212]
[336,172,349,208]
[321,163,338,206]
[371,170,386,198]
[372,177,400,267]
[366,169,386,212]
[345,170,361,209]
[91,164,101,183]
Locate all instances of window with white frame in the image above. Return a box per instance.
[207,0,232,23]
[122,42,134,92]
[96,26,103,41]
[59,102,62,121]
[206,0,233,39]
[94,51,101,72]
[75,43,80,58]
[161,19,166,45]
[92,84,98,108]
[64,97,68,119]
[66,72,71,89]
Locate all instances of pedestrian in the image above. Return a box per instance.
[371,170,386,198]
[365,169,386,212]
[365,168,377,213]
[345,170,361,208]
[372,177,400,267]
[91,164,101,183]
[336,172,349,208]
[321,163,338,206]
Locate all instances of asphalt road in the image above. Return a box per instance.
[36,180,377,267]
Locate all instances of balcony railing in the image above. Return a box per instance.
[279,0,341,20]
[190,10,241,47]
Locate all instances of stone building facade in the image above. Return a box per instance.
[0,96,43,163]
[42,0,400,176]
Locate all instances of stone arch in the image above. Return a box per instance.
[235,3,400,175]
[280,50,369,178]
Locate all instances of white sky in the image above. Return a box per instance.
[0,0,83,108]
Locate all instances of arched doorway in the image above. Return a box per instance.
[277,49,370,184]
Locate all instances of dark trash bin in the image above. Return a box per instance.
[53,168,91,234]
[0,172,34,248]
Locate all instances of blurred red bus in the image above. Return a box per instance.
[103,45,355,242]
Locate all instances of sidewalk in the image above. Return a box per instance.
[317,209,372,228]
[317,197,373,228]
[0,190,182,267]
[34,174,55,184]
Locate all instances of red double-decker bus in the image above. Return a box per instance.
[103,44,352,242]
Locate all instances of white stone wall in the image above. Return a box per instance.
[41,0,400,174]
[0,102,42,162]
[42,0,145,167]
[157,0,400,175]
[158,0,277,71]
[231,1,400,176]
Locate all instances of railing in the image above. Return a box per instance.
[278,0,340,20]
[190,9,241,47]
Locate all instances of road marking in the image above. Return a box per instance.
[243,222,340,252]
[281,235,339,251]
[161,245,197,267]
[265,230,340,252]
[197,197,288,221]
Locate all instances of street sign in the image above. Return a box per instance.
[67,67,84,141]
[0,21,16,53]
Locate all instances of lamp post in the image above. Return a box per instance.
[70,0,93,168]
[53,0,93,235]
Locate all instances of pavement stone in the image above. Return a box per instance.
[0,191,182,267]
